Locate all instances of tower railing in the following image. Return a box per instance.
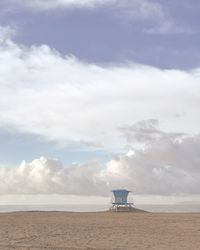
[110,189,134,212]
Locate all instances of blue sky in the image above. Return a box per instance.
[1,0,200,68]
[0,0,200,201]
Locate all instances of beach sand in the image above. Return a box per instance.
[0,211,200,249]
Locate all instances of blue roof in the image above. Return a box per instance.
[111,189,131,192]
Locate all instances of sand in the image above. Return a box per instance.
[0,211,200,250]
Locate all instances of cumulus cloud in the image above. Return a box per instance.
[0,26,199,198]
[116,120,200,195]
[0,157,108,195]
[120,119,187,149]
[0,25,200,152]
[1,120,200,196]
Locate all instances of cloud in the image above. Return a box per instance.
[0,157,108,195]
[2,0,179,34]
[120,119,187,149]
[114,0,171,33]
[6,0,116,10]
[1,120,200,196]
[107,120,200,196]
[0,26,16,43]
[0,25,200,152]
[115,1,182,35]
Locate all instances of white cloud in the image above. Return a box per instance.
[7,0,115,9]
[0,26,200,198]
[1,121,200,196]
[0,25,200,152]
[0,157,108,195]
[115,120,200,195]
[0,26,15,43]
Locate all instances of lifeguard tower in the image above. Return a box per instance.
[110,189,134,212]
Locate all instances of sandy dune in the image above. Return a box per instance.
[0,211,199,249]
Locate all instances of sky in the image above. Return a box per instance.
[0,0,200,206]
